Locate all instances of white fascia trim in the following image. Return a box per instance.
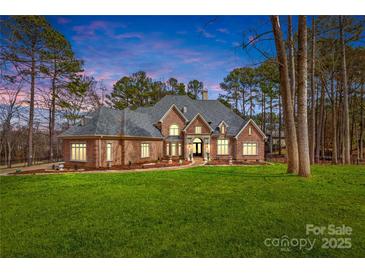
[234,118,267,140]
[182,113,214,132]
[158,104,188,123]
[218,120,229,128]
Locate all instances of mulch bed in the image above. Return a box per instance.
[11,160,191,175]
[206,160,268,166]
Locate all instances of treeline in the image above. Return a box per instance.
[0,16,103,167]
[218,60,281,140]
[218,16,364,176]
[1,16,363,175]
[106,71,206,109]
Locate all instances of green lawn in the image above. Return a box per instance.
[1,164,364,257]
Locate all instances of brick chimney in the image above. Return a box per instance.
[202,89,208,100]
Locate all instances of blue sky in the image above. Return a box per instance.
[47,16,276,98]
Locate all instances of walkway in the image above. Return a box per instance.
[1,160,206,176]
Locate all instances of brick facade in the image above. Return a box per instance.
[184,115,211,135]
[61,106,265,167]
[234,122,265,161]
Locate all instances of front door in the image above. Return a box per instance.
[193,138,203,157]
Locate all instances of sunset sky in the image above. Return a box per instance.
[47,16,276,98]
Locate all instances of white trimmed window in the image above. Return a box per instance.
[71,143,87,161]
[243,142,257,155]
[141,143,150,158]
[106,143,112,161]
[178,143,182,156]
[166,143,170,156]
[217,139,229,155]
[248,126,252,135]
[171,143,176,156]
[221,125,225,134]
[169,124,179,136]
[195,126,202,134]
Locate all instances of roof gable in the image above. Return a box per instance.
[158,104,188,123]
[234,118,267,139]
[183,113,214,133]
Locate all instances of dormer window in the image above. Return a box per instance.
[221,125,225,134]
[219,121,227,135]
[169,124,179,136]
[248,126,252,135]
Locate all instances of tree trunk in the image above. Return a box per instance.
[49,66,56,162]
[309,16,316,164]
[288,16,296,110]
[249,89,253,117]
[242,91,246,117]
[271,15,299,174]
[7,141,12,168]
[269,96,273,154]
[331,76,338,163]
[360,83,364,160]
[278,96,282,155]
[262,92,266,133]
[316,82,325,162]
[296,16,311,177]
[339,16,351,164]
[27,48,35,166]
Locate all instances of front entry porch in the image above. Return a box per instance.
[192,137,203,157]
[185,135,211,162]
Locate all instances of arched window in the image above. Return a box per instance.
[169,124,179,136]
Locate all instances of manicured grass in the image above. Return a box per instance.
[1,164,364,257]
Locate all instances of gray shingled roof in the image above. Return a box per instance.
[60,95,247,138]
[135,95,246,135]
[60,107,163,138]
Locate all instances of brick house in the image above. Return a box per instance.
[59,94,266,167]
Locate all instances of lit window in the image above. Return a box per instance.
[169,124,179,136]
[71,143,87,161]
[243,142,257,155]
[217,139,229,155]
[248,126,252,135]
[166,143,170,156]
[195,126,202,134]
[106,143,112,161]
[141,143,150,158]
[178,143,182,156]
[171,143,176,156]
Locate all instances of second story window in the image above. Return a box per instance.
[169,124,179,136]
[195,126,202,134]
[221,125,225,134]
